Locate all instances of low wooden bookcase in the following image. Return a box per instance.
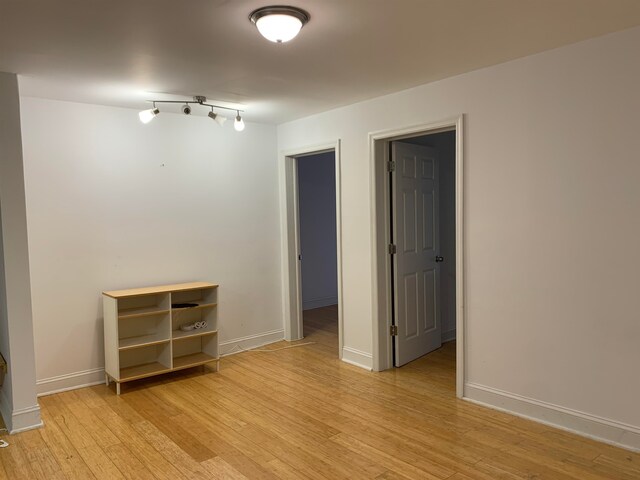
[103,282,219,394]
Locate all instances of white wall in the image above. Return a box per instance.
[278,27,640,448]
[20,98,283,394]
[0,72,41,432]
[297,152,338,310]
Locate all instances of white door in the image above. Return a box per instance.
[392,142,442,366]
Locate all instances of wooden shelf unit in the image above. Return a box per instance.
[103,282,219,394]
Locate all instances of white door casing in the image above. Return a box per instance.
[392,142,442,366]
[279,141,344,359]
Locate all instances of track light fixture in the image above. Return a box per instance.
[138,96,244,131]
[234,111,245,132]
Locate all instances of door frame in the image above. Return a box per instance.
[279,140,344,358]
[369,116,465,398]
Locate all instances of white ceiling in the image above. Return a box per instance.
[1,0,640,124]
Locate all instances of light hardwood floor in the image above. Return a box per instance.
[1,305,639,479]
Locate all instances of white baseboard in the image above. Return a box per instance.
[0,388,11,430]
[9,405,43,434]
[342,346,373,371]
[303,296,338,311]
[219,329,284,356]
[0,387,43,433]
[37,329,285,397]
[465,382,640,453]
[37,367,106,397]
[442,328,456,342]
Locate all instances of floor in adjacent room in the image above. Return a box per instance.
[1,305,639,479]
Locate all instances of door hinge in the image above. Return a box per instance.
[387,160,396,172]
[388,244,397,254]
[390,325,398,336]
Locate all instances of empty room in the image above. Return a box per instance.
[0,1,639,479]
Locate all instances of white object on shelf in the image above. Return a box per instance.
[103,282,219,395]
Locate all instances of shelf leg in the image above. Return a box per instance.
[105,373,110,386]
[116,383,121,395]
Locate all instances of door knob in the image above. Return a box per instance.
[435,256,444,262]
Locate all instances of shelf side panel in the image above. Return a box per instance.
[103,295,120,380]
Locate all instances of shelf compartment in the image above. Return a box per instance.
[119,341,171,382]
[172,352,219,371]
[116,291,170,319]
[120,362,171,382]
[119,334,170,351]
[172,329,218,341]
[118,314,170,348]
[118,307,170,320]
[172,331,218,366]
[171,286,217,307]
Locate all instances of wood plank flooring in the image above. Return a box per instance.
[2,304,639,479]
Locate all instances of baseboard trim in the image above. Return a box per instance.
[0,384,43,433]
[37,329,285,396]
[219,329,285,356]
[303,296,338,311]
[9,404,43,434]
[37,367,106,397]
[0,388,12,432]
[342,346,373,371]
[465,382,640,453]
[442,328,456,343]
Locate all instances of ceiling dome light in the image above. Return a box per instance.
[249,6,310,43]
[234,112,245,132]
[139,106,159,124]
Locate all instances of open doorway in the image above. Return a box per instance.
[280,141,343,359]
[297,152,338,352]
[370,117,464,397]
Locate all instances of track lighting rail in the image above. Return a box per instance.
[145,96,244,113]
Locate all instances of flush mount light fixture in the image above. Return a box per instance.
[249,5,310,43]
[138,96,243,130]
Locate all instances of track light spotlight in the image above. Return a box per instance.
[234,112,245,132]
[208,109,227,126]
[181,104,192,115]
[138,106,159,124]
